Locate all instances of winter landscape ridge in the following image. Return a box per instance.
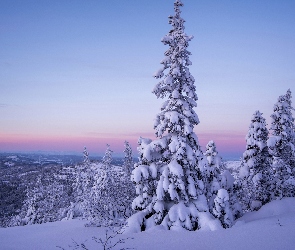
[1,0,295,249]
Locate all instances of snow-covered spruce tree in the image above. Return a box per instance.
[70,163,91,219]
[80,172,98,223]
[16,175,44,226]
[238,111,272,210]
[285,89,295,176]
[83,146,90,165]
[212,189,233,228]
[267,90,295,198]
[14,170,71,226]
[203,140,223,211]
[70,165,83,219]
[83,144,114,226]
[123,141,133,176]
[204,140,242,222]
[220,169,242,220]
[102,144,113,171]
[204,140,224,172]
[70,147,95,219]
[126,1,219,232]
[86,144,135,226]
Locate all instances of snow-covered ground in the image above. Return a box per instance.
[1,198,295,250]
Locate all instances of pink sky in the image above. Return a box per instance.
[0,131,245,159]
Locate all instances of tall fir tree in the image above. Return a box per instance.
[126,0,215,232]
[239,111,272,210]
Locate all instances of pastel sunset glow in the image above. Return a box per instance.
[1,0,294,159]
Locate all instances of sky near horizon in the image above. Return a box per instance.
[1,0,295,159]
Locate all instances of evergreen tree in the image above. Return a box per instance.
[102,144,112,170]
[83,146,90,165]
[220,170,242,220]
[123,141,133,176]
[60,149,92,220]
[239,111,272,210]
[204,141,242,220]
[212,189,233,228]
[71,163,91,219]
[285,89,295,176]
[127,0,214,232]
[267,90,295,198]
[19,175,44,225]
[85,144,135,227]
[84,145,113,226]
[203,140,222,211]
[15,171,71,226]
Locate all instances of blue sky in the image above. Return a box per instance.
[0,0,295,159]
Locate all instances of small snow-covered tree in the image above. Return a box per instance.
[239,111,272,210]
[204,141,241,220]
[102,144,113,169]
[220,170,242,220]
[83,146,90,165]
[204,140,224,171]
[126,0,216,232]
[267,90,295,198]
[15,170,71,226]
[19,175,44,225]
[74,147,95,219]
[213,189,233,228]
[285,89,295,176]
[268,90,294,162]
[123,141,133,176]
[71,162,92,219]
[84,144,113,226]
[203,140,222,211]
[85,144,135,227]
[69,148,95,219]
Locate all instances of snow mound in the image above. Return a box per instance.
[198,212,223,231]
[236,197,295,224]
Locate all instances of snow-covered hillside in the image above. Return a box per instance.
[1,198,295,250]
